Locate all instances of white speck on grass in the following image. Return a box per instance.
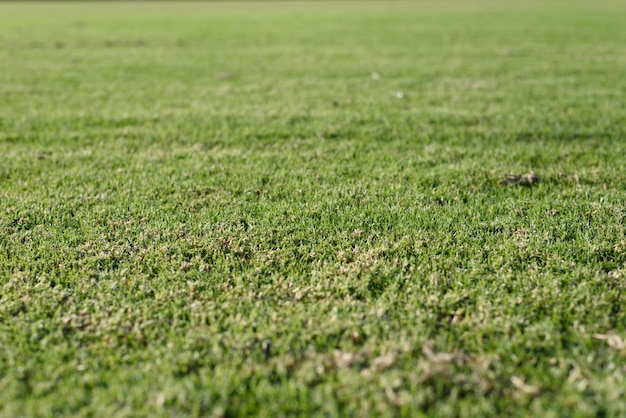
[371,72,380,80]
[395,91,404,99]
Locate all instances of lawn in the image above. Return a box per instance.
[1,1,625,416]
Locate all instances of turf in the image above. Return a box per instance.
[1,1,626,416]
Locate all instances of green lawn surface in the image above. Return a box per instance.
[1,1,625,416]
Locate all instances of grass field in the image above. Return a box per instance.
[1,1,626,416]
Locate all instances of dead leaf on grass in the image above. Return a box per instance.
[499,172,540,187]
[332,350,356,368]
[422,344,461,364]
[510,375,541,396]
[372,353,395,370]
[594,333,626,350]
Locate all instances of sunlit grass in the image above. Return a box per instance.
[1,1,626,416]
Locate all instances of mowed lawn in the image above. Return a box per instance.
[1,1,626,416]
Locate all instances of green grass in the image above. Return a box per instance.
[1,1,626,416]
